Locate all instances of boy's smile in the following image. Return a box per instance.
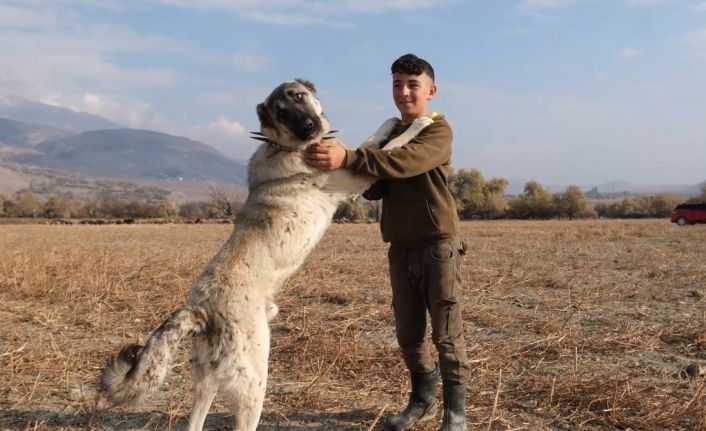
[392,72,437,124]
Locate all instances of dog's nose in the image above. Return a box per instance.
[304,118,315,130]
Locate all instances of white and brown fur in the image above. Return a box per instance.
[100,79,434,431]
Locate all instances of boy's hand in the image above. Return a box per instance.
[305,140,348,171]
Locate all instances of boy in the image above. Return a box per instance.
[305,53,469,431]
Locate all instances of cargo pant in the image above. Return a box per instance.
[388,237,471,382]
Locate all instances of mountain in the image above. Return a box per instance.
[0,117,75,148]
[0,95,123,132]
[593,180,703,196]
[505,178,705,197]
[9,129,247,184]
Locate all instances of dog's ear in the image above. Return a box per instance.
[256,103,274,130]
[295,79,316,94]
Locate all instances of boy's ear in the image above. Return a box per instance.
[427,83,437,100]
[256,103,274,130]
[295,78,316,94]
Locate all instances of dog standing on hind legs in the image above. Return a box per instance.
[99,79,435,431]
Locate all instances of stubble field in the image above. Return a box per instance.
[1,220,705,430]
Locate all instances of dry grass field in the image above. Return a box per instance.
[1,220,705,430]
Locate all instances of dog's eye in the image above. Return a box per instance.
[294,93,305,102]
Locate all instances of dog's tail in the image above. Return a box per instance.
[100,305,209,406]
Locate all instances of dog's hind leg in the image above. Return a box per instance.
[187,338,219,431]
[220,330,270,430]
[226,375,266,431]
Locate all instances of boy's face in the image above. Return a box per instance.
[392,72,437,123]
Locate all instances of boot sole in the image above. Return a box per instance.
[382,406,438,431]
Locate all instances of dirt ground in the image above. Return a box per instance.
[1,220,705,430]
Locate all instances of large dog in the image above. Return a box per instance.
[100,79,434,431]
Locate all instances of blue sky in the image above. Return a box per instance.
[1,0,705,186]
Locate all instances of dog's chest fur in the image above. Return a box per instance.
[188,146,337,310]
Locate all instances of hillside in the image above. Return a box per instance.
[0,162,245,203]
[10,129,247,184]
[0,95,123,132]
[0,117,74,149]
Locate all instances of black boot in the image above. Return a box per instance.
[439,380,467,431]
[383,367,439,431]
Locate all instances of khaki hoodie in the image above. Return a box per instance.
[344,114,459,248]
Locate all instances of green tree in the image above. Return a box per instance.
[448,169,508,219]
[449,169,485,218]
[483,177,510,218]
[508,181,555,219]
[553,185,594,219]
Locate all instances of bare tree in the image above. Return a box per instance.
[206,183,242,218]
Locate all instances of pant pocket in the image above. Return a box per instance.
[424,246,457,304]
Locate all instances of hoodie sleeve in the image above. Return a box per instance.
[344,118,452,180]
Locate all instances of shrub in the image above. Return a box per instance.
[508,181,556,219]
[448,169,508,219]
[553,185,595,219]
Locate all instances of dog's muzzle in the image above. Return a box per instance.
[292,114,322,141]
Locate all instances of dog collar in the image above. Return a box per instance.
[267,141,300,153]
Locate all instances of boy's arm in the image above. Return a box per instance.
[344,120,452,180]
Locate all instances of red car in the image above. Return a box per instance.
[671,202,706,226]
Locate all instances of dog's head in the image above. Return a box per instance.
[256,79,330,147]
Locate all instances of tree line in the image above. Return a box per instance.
[447,169,705,221]
[0,184,242,220]
[1,173,704,221]
[337,169,705,222]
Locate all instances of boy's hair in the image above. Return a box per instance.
[391,53,435,82]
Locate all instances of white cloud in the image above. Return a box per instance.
[41,93,155,129]
[0,2,183,101]
[232,51,270,72]
[152,0,449,26]
[191,117,249,154]
[41,91,251,156]
[156,0,446,12]
[240,10,350,27]
[516,0,576,17]
[627,0,677,5]
[519,0,574,9]
[621,48,643,60]
[0,1,266,160]
[204,117,248,139]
